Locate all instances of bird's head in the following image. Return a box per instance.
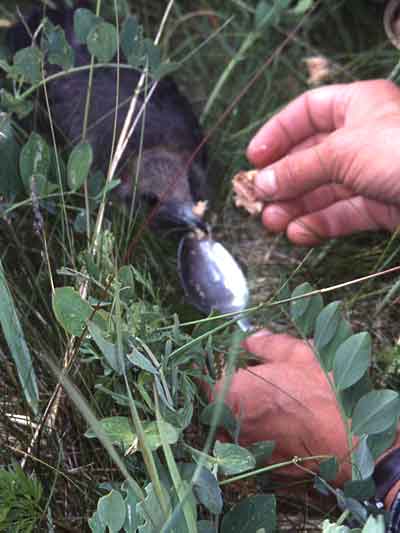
[116,147,208,233]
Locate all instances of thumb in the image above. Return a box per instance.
[253,138,338,202]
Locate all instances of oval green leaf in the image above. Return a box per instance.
[290,282,323,336]
[353,436,374,480]
[13,46,43,83]
[314,301,342,350]
[87,21,117,63]
[352,390,400,436]
[319,457,338,482]
[221,494,276,533]
[88,321,122,375]
[97,490,126,533]
[67,142,93,191]
[181,464,223,515]
[74,8,101,44]
[213,441,256,476]
[43,22,74,70]
[200,402,238,440]
[52,287,93,336]
[333,332,371,391]
[0,114,23,198]
[120,16,140,60]
[121,481,140,532]
[319,318,353,372]
[86,416,134,448]
[85,417,180,452]
[20,132,51,192]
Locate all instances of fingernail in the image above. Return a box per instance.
[248,138,267,155]
[255,168,277,198]
[265,205,289,223]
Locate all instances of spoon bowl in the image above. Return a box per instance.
[178,232,252,330]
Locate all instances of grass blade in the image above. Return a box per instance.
[0,258,39,414]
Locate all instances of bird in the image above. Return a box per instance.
[6,1,209,232]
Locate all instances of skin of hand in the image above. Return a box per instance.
[213,330,351,485]
[215,330,400,508]
[247,80,400,245]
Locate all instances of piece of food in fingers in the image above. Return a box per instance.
[232,169,263,215]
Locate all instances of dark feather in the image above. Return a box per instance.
[7,1,209,229]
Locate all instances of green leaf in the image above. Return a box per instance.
[361,514,385,533]
[319,319,353,372]
[20,132,51,192]
[120,16,140,59]
[247,441,275,466]
[143,38,161,74]
[88,511,106,532]
[0,259,39,414]
[213,441,256,476]
[42,21,74,70]
[52,287,93,336]
[85,416,134,448]
[67,142,93,191]
[0,114,23,198]
[197,521,216,533]
[200,402,239,441]
[343,478,375,501]
[290,282,323,336]
[136,482,171,533]
[74,8,101,44]
[127,346,159,375]
[98,490,126,533]
[220,494,276,533]
[143,420,180,451]
[340,373,372,418]
[153,61,180,80]
[314,301,342,350]
[353,436,374,480]
[333,333,371,391]
[181,464,222,515]
[13,46,43,83]
[85,417,180,452]
[254,1,273,30]
[352,390,400,436]
[367,421,397,460]
[121,481,140,532]
[321,519,354,532]
[118,265,135,301]
[73,209,88,234]
[291,0,314,15]
[87,22,118,63]
[319,457,338,481]
[0,90,33,119]
[88,322,122,374]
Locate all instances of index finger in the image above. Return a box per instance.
[247,83,349,168]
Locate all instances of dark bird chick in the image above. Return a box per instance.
[7,1,209,231]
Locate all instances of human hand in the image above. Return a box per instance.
[247,80,400,245]
[215,330,351,483]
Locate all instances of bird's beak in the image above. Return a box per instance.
[154,200,208,233]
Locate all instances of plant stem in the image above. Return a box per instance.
[219,454,331,486]
[81,0,102,241]
[201,30,259,122]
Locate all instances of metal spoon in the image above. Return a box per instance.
[177,231,252,331]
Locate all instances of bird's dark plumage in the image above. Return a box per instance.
[7,1,208,230]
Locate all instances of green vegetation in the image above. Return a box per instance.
[1,0,400,531]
